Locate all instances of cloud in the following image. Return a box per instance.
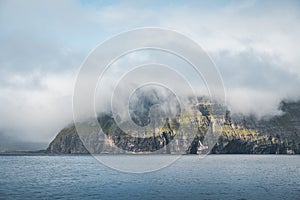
[0,73,75,142]
[0,0,300,146]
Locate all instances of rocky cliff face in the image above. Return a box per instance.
[46,101,300,154]
[46,114,200,154]
[212,101,300,154]
[47,125,88,154]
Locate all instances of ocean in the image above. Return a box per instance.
[0,155,299,199]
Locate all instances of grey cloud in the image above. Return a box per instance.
[212,49,300,117]
[0,132,47,152]
[215,49,300,92]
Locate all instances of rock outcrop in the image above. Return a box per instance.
[46,101,300,154]
[212,101,300,154]
[47,125,88,154]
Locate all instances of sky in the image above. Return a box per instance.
[0,0,300,148]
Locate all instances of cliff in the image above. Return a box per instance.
[46,101,300,154]
[212,101,300,154]
[47,125,88,154]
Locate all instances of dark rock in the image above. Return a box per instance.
[46,100,300,154]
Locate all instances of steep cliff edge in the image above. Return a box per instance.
[212,101,300,154]
[46,101,300,154]
[47,125,88,154]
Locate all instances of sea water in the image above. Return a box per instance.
[0,155,299,199]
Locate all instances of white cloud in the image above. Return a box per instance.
[0,73,75,142]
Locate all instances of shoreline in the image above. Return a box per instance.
[0,151,298,156]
